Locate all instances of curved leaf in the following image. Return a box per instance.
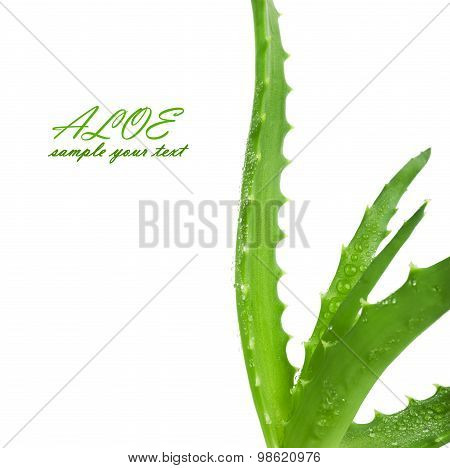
[284,258,450,447]
[235,0,292,447]
[302,149,431,375]
[341,386,450,448]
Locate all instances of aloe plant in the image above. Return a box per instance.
[235,0,450,448]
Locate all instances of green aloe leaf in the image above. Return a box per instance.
[235,0,292,447]
[237,0,447,449]
[302,149,431,374]
[284,258,450,447]
[341,386,450,448]
[323,201,427,342]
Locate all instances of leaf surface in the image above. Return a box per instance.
[285,258,450,447]
[341,386,450,448]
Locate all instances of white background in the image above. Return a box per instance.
[0,0,449,464]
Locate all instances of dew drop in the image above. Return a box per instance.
[337,281,351,294]
[248,336,255,350]
[328,298,342,314]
